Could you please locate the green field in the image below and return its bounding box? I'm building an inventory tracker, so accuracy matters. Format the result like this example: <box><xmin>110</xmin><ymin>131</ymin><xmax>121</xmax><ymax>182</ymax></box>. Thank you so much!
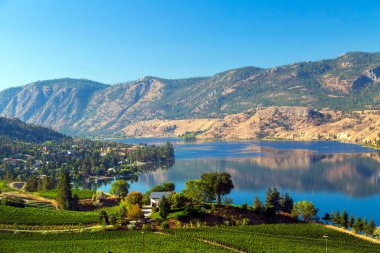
<box><xmin>0</xmin><ymin>231</ymin><xmax>229</xmax><ymax>253</ymax></box>
<box><xmin>1</xmin><ymin>224</ymin><xmax>379</xmax><ymax>252</ymax></box>
<box><xmin>35</xmin><ymin>189</ymin><xmax>96</xmax><ymax>199</ymax></box>
<box><xmin>171</xmin><ymin>224</ymin><xmax>380</xmax><ymax>253</ymax></box>
<box><xmin>0</xmin><ymin>205</ymin><xmax>99</xmax><ymax>225</ymax></box>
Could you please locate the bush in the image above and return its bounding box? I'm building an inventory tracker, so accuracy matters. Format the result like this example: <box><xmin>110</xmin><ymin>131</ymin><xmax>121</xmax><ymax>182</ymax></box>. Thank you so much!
<box><xmin>161</xmin><ymin>221</ymin><xmax>169</xmax><ymax>230</ymax></box>
<box><xmin>142</xmin><ymin>224</ymin><xmax>152</xmax><ymax>231</ymax></box>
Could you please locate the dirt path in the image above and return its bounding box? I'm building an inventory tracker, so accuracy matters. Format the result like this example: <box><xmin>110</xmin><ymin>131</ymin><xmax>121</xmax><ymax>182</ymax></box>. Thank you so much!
<box><xmin>2</xmin><ymin>183</ymin><xmax>59</xmax><ymax>209</ymax></box>
<box><xmin>324</xmin><ymin>224</ymin><xmax>380</xmax><ymax>244</ymax></box>
<box><xmin>0</xmin><ymin>225</ymin><xmax>108</xmax><ymax>234</ymax></box>
<box><xmin>154</xmin><ymin>231</ymin><xmax>246</xmax><ymax>252</ymax></box>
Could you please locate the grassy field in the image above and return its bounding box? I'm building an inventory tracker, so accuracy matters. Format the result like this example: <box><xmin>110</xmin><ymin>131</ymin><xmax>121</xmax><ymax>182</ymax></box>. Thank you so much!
<box><xmin>34</xmin><ymin>189</ymin><xmax>95</xmax><ymax>199</ymax></box>
<box><xmin>0</xmin><ymin>205</ymin><xmax>99</xmax><ymax>225</ymax></box>
<box><xmin>0</xmin><ymin>180</ymin><xmax>14</xmax><ymax>192</ymax></box>
<box><xmin>1</xmin><ymin>224</ymin><xmax>379</xmax><ymax>252</ymax></box>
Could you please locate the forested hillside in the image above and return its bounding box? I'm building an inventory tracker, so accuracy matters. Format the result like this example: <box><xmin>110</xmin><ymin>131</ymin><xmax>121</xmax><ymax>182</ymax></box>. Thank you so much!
<box><xmin>0</xmin><ymin>117</ymin><xmax>65</xmax><ymax>143</ymax></box>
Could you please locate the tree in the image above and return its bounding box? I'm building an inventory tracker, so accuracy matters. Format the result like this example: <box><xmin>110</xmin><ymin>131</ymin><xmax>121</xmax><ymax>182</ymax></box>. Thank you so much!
<box><xmin>252</xmin><ymin>196</ymin><xmax>264</xmax><ymax>214</ymax></box>
<box><xmin>322</xmin><ymin>213</ymin><xmax>330</xmax><ymax>224</ymax></box>
<box><xmin>159</xmin><ymin>195</ymin><xmax>171</xmax><ymax>219</ymax></box>
<box><xmin>99</xmin><ymin>210</ymin><xmax>109</xmax><ymax>225</ymax></box>
<box><xmin>334</xmin><ymin>211</ymin><xmax>341</xmax><ymax>226</ymax></box>
<box><xmin>201</xmin><ymin>172</ymin><xmax>234</xmax><ymax>204</ymax></box>
<box><xmin>57</xmin><ymin>172</ymin><xmax>73</xmax><ymax>210</ymax></box>
<box><xmin>122</xmin><ymin>191</ymin><xmax>144</xmax><ymax>208</ymax></box>
<box><xmin>24</xmin><ymin>176</ymin><xmax>38</xmax><ymax>192</ymax></box>
<box><xmin>348</xmin><ymin>214</ymin><xmax>354</xmax><ymax>228</ymax></box>
<box><xmin>183</xmin><ymin>179</ymin><xmax>213</xmax><ymax>203</ymax></box>
<box><xmin>127</xmin><ymin>204</ymin><xmax>143</xmax><ymax>219</ymax></box>
<box><xmin>170</xmin><ymin>192</ymin><xmax>189</xmax><ymax>208</ymax></box>
<box><xmin>340</xmin><ymin>209</ymin><xmax>348</xmax><ymax>228</ymax></box>
<box><xmin>265</xmin><ymin>187</ymin><xmax>281</xmax><ymax>213</ymax></box>
<box><xmin>292</xmin><ymin>201</ymin><xmax>318</xmax><ymax>222</ymax></box>
<box><xmin>367</xmin><ymin>218</ymin><xmax>376</xmax><ymax>236</ymax></box>
<box><xmin>280</xmin><ymin>192</ymin><xmax>293</xmax><ymax>213</ymax></box>
<box><xmin>352</xmin><ymin>217</ymin><xmax>363</xmax><ymax>233</ymax></box>
<box><xmin>110</xmin><ymin>180</ymin><xmax>130</xmax><ymax>200</ymax></box>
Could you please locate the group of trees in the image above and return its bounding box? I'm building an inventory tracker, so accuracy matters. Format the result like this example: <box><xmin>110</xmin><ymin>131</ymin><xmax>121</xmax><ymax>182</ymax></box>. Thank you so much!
<box><xmin>183</xmin><ymin>172</ymin><xmax>234</xmax><ymax>204</ymax></box>
<box><xmin>24</xmin><ymin>176</ymin><xmax>55</xmax><ymax>192</ymax></box>
<box><xmin>1</xmin><ymin>138</ymin><xmax>175</xmax><ymax>181</ymax></box>
<box><xmin>323</xmin><ymin>210</ymin><xmax>377</xmax><ymax>235</ymax></box>
<box><xmin>252</xmin><ymin>188</ymin><xmax>295</xmax><ymax>216</ymax></box>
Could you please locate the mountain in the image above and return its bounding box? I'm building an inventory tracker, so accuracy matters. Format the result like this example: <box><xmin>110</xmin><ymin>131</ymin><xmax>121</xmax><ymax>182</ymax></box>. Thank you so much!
<box><xmin>1</xmin><ymin>52</ymin><xmax>380</xmax><ymax>140</ymax></box>
<box><xmin>0</xmin><ymin>117</ymin><xmax>65</xmax><ymax>143</ymax></box>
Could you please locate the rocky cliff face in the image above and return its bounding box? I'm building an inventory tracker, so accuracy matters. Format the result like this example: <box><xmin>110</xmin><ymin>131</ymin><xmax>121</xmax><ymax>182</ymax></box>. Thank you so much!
<box><xmin>0</xmin><ymin>52</ymin><xmax>380</xmax><ymax>140</ymax></box>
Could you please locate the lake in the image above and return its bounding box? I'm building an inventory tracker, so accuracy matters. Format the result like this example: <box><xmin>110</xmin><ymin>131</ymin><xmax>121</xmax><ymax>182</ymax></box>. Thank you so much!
<box><xmin>95</xmin><ymin>138</ymin><xmax>380</xmax><ymax>223</ymax></box>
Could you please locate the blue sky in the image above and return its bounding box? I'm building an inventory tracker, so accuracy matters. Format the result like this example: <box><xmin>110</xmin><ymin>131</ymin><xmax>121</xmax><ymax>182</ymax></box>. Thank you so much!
<box><xmin>0</xmin><ymin>0</ymin><xmax>380</xmax><ymax>90</ymax></box>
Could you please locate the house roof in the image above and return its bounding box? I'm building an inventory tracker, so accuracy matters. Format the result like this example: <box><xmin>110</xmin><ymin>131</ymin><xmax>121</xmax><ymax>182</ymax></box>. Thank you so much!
<box><xmin>149</xmin><ymin>192</ymin><xmax>172</xmax><ymax>199</ymax></box>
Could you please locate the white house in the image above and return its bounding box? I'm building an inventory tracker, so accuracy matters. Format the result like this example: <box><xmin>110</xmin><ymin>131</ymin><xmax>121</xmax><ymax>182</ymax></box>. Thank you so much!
<box><xmin>149</xmin><ymin>192</ymin><xmax>172</xmax><ymax>206</ymax></box>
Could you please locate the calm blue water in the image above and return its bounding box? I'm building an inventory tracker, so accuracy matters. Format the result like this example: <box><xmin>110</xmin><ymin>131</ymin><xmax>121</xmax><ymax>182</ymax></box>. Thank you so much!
<box><xmin>95</xmin><ymin>138</ymin><xmax>380</xmax><ymax>223</ymax></box>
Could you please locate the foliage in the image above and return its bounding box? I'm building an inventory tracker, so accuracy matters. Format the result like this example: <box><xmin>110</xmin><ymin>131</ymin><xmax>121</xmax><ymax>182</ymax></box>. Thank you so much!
<box><xmin>159</xmin><ymin>195</ymin><xmax>171</xmax><ymax>219</ymax></box>
<box><xmin>252</xmin><ymin>196</ymin><xmax>265</xmax><ymax>214</ymax></box>
<box><xmin>265</xmin><ymin>187</ymin><xmax>281</xmax><ymax>214</ymax></box>
<box><xmin>200</xmin><ymin>172</ymin><xmax>234</xmax><ymax>204</ymax></box>
<box><xmin>161</xmin><ymin>221</ymin><xmax>169</xmax><ymax>229</ymax></box>
<box><xmin>280</xmin><ymin>192</ymin><xmax>293</xmax><ymax>213</ymax></box>
<box><xmin>57</xmin><ymin>172</ymin><xmax>73</xmax><ymax>210</ymax></box>
<box><xmin>183</xmin><ymin>179</ymin><xmax>212</xmax><ymax>203</ymax></box>
<box><xmin>38</xmin><ymin>189</ymin><xmax>95</xmax><ymax>200</ymax></box>
<box><xmin>170</xmin><ymin>192</ymin><xmax>189</xmax><ymax>209</ymax></box>
<box><xmin>127</xmin><ymin>204</ymin><xmax>143</xmax><ymax>219</ymax></box>
<box><xmin>121</xmin><ymin>191</ymin><xmax>144</xmax><ymax>208</ymax></box>
<box><xmin>292</xmin><ymin>201</ymin><xmax>318</xmax><ymax>222</ymax></box>
<box><xmin>110</xmin><ymin>179</ymin><xmax>129</xmax><ymax>200</ymax></box>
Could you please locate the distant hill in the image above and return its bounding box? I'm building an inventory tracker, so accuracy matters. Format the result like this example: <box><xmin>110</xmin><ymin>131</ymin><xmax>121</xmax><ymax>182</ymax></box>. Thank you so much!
<box><xmin>0</xmin><ymin>52</ymin><xmax>380</xmax><ymax>136</ymax></box>
<box><xmin>0</xmin><ymin>117</ymin><xmax>65</xmax><ymax>143</ymax></box>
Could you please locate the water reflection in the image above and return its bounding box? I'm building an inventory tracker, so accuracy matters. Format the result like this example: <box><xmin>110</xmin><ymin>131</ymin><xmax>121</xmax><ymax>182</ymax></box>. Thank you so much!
<box><xmin>92</xmin><ymin>139</ymin><xmax>380</xmax><ymax>222</ymax></box>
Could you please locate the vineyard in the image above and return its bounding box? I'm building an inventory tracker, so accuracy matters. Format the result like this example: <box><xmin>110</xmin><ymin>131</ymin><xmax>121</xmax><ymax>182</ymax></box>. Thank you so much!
<box><xmin>0</xmin><ymin>231</ymin><xmax>229</xmax><ymax>253</ymax></box>
<box><xmin>1</xmin><ymin>224</ymin><xmax>380</xmax><ymax>252</ymax></box>
<box><xmin>170</xmin><ymin>224</ymin><xmax>380</xmax><ymax>253</ymax></box>
<box><xmin>34</xmin><ymin>189</ymin><xmax>96</xmax><ymax>200</ymax></box>
<box><xmin>0</xmin><ymin>205</ymin><xmax>99</xmax><ymax>225</ymax></box>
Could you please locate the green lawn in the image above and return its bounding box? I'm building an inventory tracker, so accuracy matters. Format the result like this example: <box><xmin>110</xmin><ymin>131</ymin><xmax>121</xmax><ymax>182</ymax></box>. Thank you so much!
<box><xmin>0</xmin><ymin>180</ymin><xmax>14</xmax><ymax>192</ymax></box>
<box><xmin>34</xmin><ymin>189</ymin><xmax>95</xmax><ymax>199</ymax></box>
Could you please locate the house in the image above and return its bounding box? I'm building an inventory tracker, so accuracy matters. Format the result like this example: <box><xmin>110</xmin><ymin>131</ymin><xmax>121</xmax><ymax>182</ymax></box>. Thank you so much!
<box><xmin>149</xmin><ymin>192</ymin><xmax>172</xmax><ymax>206</ymax></box>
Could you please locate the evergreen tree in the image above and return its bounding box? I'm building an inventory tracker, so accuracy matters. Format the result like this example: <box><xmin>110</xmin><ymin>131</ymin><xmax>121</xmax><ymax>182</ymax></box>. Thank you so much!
<box><xmin>353</xmin><ymin>217</ymin><xmax>363</xmax><ymax>233</ymax></box>
<box><xmin>368</xmin><ymin>218</ymin><xmax>376</xmax><ymax>236</ymax></box>
<box><xmin>265</xmin><ymin>187</ymin><xmax>281</xmax><ymax>213</ymax></box>
<box><xmin>24</xmin><ymin>176</ymin><xmax>38</xmax><ymax>192</ymax></box>
<box><xmin>280</xmin><ymin>192</ymin><xmax>293</xmax><ymax>213</ymax></box>
<box><xmin>159</xmin><ymin>195</ymin><xmax>171</xmax><ymax>219</ymax></box>
<box><xmin>330</xmin><ymin>211</ymin><xmax>336</xmax><ymax>225</ymax></box>
<box><xmin>57</xmin><ymin>171</ymin><xmax>73</xmax><ymax>210</ymax></box>
<box><xmin>252</xmin><ymin>196</ymin><xmax>264</xmax><ymax>214</ymax></box>
<box><xmin>340</xmin><ymin>209</ymin><xmax>348</xmax><ymax>228</ymax></box>
<box><xmin>322</xmin><ymin>213</ymin><xmax>330</xmax><ymax>224</ymax></box>
<box><xmin>334</xmin><ymin>211</ymin><xmax>341</xmax><ymax>226</ymax></box>
<box><xmin>348</xmin><ymin>214</ymin><xmax>355</xmax><ymax>228</ymax></box>
<box><xmin>362</xmin><ymin>217</ymin><xmax>369</xmax><ymax>235</ymax></box>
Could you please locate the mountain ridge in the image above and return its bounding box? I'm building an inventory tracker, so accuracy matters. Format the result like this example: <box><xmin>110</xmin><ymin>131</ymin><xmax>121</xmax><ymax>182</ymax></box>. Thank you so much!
<box><xmin>1</xmin><ymin>52</ymin><xmax>380</xmax><ymax>141</ymax></box>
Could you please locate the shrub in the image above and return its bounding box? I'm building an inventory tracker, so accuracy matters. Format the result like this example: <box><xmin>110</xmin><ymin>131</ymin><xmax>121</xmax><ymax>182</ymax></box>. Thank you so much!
<box><xmin>161</xmin><ymin>221</ymin><xmax>169</xmax><ymax>230</ymax></box>
<box><xmin>142</xmin><ymin>224</ymin><xmax>152</xmax><ymax>231</ymax></box>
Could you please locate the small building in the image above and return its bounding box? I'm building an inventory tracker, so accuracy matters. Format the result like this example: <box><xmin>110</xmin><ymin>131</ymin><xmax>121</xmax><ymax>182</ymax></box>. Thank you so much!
<box><xmin>149</xmin><ymin>192</ymin><xmax>172</xmax><ymax>206</ymax></box>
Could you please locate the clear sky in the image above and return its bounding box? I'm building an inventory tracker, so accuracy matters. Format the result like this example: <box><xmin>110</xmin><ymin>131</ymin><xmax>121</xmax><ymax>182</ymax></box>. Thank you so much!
<box><xmin>0</xmin><ymin>0</ymin><xmax>380</xmax><ymax>90</ymax></box>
